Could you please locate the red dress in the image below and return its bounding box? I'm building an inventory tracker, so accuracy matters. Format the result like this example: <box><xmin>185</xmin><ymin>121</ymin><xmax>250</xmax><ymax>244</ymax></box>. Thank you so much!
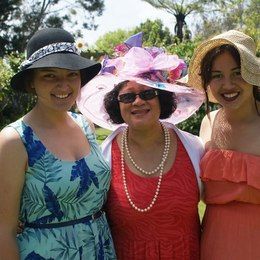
<box><xmin>105</xmin><ymin>136</ymin><xmax>200</xmax><ymax>260</ymax></box>
<box><xmin>200</xmin><ymin>149</ymin><xmax>260</xmax><ymax>260</ymax></box>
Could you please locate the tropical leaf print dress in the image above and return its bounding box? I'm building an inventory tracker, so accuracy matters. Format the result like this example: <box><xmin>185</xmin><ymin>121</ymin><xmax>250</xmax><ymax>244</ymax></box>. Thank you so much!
<box><xmin>9</xmin><ymin>113</ymin><xmax>116</xmax><ymax>260</ymax></box>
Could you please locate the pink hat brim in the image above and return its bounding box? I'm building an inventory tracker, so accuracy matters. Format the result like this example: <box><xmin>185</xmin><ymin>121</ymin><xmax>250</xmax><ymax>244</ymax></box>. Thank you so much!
<box><xmin>77</xmin><ymin>74</ymin><xmax>205</xmax><ymax>131</ymax></box>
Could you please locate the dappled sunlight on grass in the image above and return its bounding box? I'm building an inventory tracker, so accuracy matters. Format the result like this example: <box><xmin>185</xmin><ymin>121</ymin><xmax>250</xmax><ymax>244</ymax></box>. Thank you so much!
<box><xmin>199</xmin><ymin>201</ymin><xmax>206</xmax><ymax>222</ymax></box>
<box><xmin>95</xmin><ymin>126</ymin><xmax>111</xmax><ymax>144</ymax></box>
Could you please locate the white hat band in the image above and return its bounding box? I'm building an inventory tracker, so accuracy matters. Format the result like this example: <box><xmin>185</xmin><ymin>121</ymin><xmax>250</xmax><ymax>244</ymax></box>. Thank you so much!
<box><xmin>21</xmin><ymin>42</ymin><xmax>80</xmax><ymax>69</ymax></box>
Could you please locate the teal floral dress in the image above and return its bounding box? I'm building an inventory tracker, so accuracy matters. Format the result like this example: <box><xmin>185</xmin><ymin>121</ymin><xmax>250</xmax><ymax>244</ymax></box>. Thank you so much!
<box><xmin>9</xmin><ymin>113</ymin><xmax>116</xmax><ymax>260</ymax></box>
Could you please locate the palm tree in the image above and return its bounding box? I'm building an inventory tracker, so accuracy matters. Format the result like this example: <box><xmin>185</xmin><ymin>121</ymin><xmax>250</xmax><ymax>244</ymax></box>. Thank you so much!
<box><xmin>142</xmin><ymin>0</ymin><xmax>224</xmax><ymax>42</ymax></box>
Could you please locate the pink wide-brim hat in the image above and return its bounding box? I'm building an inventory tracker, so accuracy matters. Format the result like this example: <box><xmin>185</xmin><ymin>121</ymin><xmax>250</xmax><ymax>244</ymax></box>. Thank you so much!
<box><xmin>77</xmin><ymin>73</ymin><xmax>205</xmax><ymax>131</ymax></box>
<box><xmin>77</xmin><ymin>33</ymin><xmax>205</xmax><ymax>130</ymax></box>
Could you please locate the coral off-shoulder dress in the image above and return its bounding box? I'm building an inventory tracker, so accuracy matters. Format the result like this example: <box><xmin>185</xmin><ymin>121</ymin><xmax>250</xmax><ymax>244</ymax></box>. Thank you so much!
<box><xmin>200</xmin><ymin>149</ymin><xmax>260</xmax><ymax>260</ymax></box>
<box><xmin>105</xmin><ymin>137</ymin><xmax>201</xmax><ymax>260</ymax></box>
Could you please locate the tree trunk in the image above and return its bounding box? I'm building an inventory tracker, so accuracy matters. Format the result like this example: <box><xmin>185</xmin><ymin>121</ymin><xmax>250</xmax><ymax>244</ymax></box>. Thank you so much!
<box><xmin>174</xmin><ymin>13</ymin><xmax>186</xmax><ymax>42</ymax></box>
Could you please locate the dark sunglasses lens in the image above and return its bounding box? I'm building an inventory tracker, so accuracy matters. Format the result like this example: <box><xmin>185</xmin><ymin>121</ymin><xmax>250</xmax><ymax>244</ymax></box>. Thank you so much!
<box><xmin>118</xmin><ymin>89</ymin><xmax>158</xmax><ymax>103</ymax></box>
<box><xmin>118</xmin><ymin>93</ymin><xmax>136</xmax><ymax>103</ymax></box>
<box><xmin>140</xmin><ymin>89</ymin><xmax>158</xmax><ymax>100</ymax></box>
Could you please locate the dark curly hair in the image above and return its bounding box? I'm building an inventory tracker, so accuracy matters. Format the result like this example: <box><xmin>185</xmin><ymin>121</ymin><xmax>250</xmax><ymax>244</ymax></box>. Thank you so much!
<box><xmin>200</xmin><ymin>44</ymin><xmax>259</xmax><ymax>115</ymax></box>
<box><xmin>103</xmin><ymin>80</ymin><xmax>177</xmax><ymax>124</ymax></box>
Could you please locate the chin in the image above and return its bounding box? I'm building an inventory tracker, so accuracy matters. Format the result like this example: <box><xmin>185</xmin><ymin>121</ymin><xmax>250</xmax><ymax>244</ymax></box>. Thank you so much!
<box><xmin>55</xmin><ymin>103</ymin><xmax>74</xmax><ymax>112</ymax></box>
<box><xmin>220</xmin><ymin>101</ymin><xmax>242</xmax><ymax>111</ymax></box>
<box><xmin>130</xmin><ymin>121</ymin><xmax>154</xmax><ymax>130</ymax></box>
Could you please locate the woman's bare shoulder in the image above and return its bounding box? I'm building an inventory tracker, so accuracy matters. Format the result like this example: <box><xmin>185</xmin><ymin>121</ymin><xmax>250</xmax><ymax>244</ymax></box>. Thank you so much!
<box><xmin>0</xmin><ymin>126</ymin><xmax>27</xmax><ymax>164</ymax></box>
<box><xmin>0</xmin><ymin>127</ymin><xmax>22</xmax><ymax>145</ymax></box>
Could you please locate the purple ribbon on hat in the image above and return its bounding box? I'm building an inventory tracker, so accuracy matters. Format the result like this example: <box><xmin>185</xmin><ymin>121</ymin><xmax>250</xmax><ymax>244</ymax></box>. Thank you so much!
<box><xmin>102</xmin><ymin>47</ymin><xmax>186</xmax><ymax>83</ymax></box>
<box><xmin>101</xmin><ymin>32</ymin><xmax>186</xmax><ymax>83</ymax></box>
<box><xmin>124</xmin><ymin>32</ymin><xmax>143</xmax><ymax>48</ymax></box>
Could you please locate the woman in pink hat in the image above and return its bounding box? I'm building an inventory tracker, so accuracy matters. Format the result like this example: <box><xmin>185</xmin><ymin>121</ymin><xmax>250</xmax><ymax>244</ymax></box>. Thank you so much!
<box><xmin>188</xmin><ymin>30</ymin><xmax>260</xmax><ymax>259</ymax></box>
<box><xmin>0</xmin><ymin>28</ymin><xmax>116</xmax><ymax>259</ymax></box>
<box><xmin>77</xmin><ymin>33</ymin><xmax>205</xmax><ymax>259</ymax></box>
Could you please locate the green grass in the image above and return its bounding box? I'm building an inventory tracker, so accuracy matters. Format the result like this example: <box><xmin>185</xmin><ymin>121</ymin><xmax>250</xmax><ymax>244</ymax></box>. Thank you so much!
<box><xmin>95</xmin><ymin>127</ymin><xmax>111</xmax><ymax>144</ymax></box>
<box><xmin>95</xmin><ymin>126</ymin><xmax>206</xmax><ymax>220</ymax></box>
<box><xmin>199</xmin><ymin>201</ymin><xmax>206</xmax><ymax>221</ymax></box>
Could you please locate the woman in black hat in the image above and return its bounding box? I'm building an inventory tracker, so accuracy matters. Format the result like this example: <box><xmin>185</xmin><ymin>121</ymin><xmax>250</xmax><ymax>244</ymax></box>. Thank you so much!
<box><xmin>0</xmin><ymin>28</ymin><xmax>116</xmax><ymax>259</ymax></box>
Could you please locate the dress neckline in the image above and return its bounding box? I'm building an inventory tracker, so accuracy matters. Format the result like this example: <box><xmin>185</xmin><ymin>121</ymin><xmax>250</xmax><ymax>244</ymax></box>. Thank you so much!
<box><xmin>21</xmin><ymin>113</ymin><xmax>92</xmax><ymax>163</ymax></box>
<box><xmin>112</xmin><ymin>130</ymin><xmax>182</xmax><ymax>180</ymax></box>
<box><xmin>206</xmin><ymin>148</ymin><xmax>260</xmax><ymax>158</ymax></box>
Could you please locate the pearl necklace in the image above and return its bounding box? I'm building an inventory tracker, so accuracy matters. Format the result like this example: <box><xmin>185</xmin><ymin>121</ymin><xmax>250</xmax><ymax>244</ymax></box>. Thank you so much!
<box><xmin>124</xmin><ymin>123</ymin><xmax>170</xmax><ymax>175</ymax></box>
<box><xmin>120</xmin><ymin>123</ymin><xmax>170</xmax><ymax>212</ymax></box>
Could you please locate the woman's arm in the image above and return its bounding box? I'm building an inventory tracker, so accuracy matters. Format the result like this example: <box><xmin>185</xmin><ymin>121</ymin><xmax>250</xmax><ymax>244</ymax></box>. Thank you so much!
<box><xmin>0</xmin><ymin>127</ymin><xmax>27</xmax><ymax>259</ymax></box>
<box><xmin>199</xmin><ymin>110</ymin><xmax>219</xmax><ymax>145</ymax></box>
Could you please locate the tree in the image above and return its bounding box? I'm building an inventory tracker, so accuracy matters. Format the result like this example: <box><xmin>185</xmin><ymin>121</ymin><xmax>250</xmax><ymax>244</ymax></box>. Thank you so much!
<box><xmin>195</xmin><ymin>0</ymin><xmax>259</xmax><ymax>54</ymax></box>
<box><xmin>133</xmin><ymin>19</ymin><xmax>173</xmax><ymax>47</ymax></box>
<box><xmin>0</xmin><ymin>0</ymin><xmax>21</xmax><ymax>56</ymax></box>
<box><xmin>141</xmin><ymin>0</ymin><xmax>210</xmax><ymax>42</ymax></box>
<box><xmin>94</xmin><ymin>19</ymin><xmax>174</xmax><ymax>57</ymax></box>
<box><xmin>141</xmin><ymin>0</ymin><xmax>252</xmax><ymax>42</ymax></box>
<box><xmin>244</xmin><ymin>0</ymin><xmax>260</xmax><ymax>54</ymax></box>
<box><xmin>0</xmin><ymin>0</ymin><xmax>105</xmax><ymax>56</ymax></box>
<box><xmin>0</xmin><ymin>53</ymin><xmax>36</xmax><ymax>129</ymax></box>
<box><xmin>94</xmin><ymin>29</ymin><xmax>132</xmax><ymax>57</ymax></box>
<box><xmin>0</xmin><ymin>1</ymin><xmax>21</xmax><ymax>31</ymax></box>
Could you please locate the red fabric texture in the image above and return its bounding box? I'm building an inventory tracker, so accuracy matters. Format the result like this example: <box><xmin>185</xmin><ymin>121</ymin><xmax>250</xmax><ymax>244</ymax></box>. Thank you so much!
<box><xmin>105</xmin><ymin>136</ymin><xmax>200</xmax><ymax>260</ymax></box>
<box><xmin>200</xmin><ymin>149</ymin><xmax>260</xmax><ymax>260</ymax></box>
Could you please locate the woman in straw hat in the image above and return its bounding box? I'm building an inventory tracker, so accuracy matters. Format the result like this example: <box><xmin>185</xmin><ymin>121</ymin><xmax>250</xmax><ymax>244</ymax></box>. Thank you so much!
<box><xmin>188</xmin><ymin>30</ymin><xmax>260</xmax><ymax>259</ymax></box>
<box><xmin>77</xmin><ymin>32</ymin><xmax>205</xmax><ymax>259</ymax></box>
<box><xmin>0</xmin><ymin>28</ymin><xmax>116</xmax><ymax>259</ymax></box>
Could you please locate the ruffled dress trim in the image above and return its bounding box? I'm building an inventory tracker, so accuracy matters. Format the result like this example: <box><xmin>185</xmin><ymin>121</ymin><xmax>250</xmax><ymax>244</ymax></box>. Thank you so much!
<box><xmin>200</xmin><ymin>149</ymin><xmax>260</xmax><ymax>190</ymax></box>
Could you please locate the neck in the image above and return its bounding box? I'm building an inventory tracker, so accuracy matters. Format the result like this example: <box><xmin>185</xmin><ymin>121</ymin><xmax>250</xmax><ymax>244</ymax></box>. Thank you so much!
<box><xmin>27</xmin><ymin>104</ymin><xmax>71</xmax><ymax>128</ymax></box>
<box><xmin>221</xmin><ymin>102</ymin><xmax>259</xmax><ymax>124</ymax></box>
<box><xmin>127</xmin><ymin>122</ymin><xmax>164</xmax><ymax>147</ymax></box>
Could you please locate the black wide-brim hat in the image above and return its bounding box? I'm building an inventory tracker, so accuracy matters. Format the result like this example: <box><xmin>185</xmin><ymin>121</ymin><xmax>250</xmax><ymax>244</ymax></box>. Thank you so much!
<box><xmin>11</xmin><ymin>28</ymin><xmax>101</xmax><ymax>92</ymax></box>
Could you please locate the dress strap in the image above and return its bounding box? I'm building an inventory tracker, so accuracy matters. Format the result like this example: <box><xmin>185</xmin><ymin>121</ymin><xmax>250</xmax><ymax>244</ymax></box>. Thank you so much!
<box><xmin>6</xmin><ymin>118</ymin><xmax>30</xmax><ymax>149</ymax></box>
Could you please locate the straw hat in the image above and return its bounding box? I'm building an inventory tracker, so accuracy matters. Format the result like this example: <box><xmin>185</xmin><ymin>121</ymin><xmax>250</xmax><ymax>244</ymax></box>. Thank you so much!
<box><xmin>188</xmin><ymin>30</ymin><xmax>260</xmax><ymax>103</ymax></box>
<box><xmin>76</xmin><ymin>32</ymin><xmax>205</xmax><ymax>130</ymax></box>
<box><xmin>11</xmin><ymin>28</ymin><xmax>101</xmax><ymax>92</ymax></box>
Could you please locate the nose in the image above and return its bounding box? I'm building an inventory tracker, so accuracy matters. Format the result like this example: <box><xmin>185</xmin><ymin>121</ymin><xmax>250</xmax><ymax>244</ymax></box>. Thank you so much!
<box><xmin>56</xmin><ymin>77</ymin><xmax>70</xmax><ymax>88</ymax></box>
<box><xmin>132</xmin><ymin>94</ymin><xmax>145</xmax><ymax>104</ymax></box>
<box><xmin>222</xmin><ymin>76</ymin><xmax>235</xmax><ymax>89</ymax></box>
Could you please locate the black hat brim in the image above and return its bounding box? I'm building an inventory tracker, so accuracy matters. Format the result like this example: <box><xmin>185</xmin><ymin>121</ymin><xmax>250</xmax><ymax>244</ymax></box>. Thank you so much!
<box><xmin>11</xmin><ymin>52</ymin><xmax>101</xmax><ymax>92</ymax></box>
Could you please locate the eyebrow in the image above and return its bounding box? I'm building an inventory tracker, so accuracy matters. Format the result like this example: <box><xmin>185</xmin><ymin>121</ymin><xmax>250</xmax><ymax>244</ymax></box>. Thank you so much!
<box><xmin>231</xmin><ymin>67</ymin><xmax>241</xmax><ymax>71</ymax></box>
<box><xmin>211</xmin><ymin>67</ymin><xmax>240</xmax><ymax>73</ymax></box>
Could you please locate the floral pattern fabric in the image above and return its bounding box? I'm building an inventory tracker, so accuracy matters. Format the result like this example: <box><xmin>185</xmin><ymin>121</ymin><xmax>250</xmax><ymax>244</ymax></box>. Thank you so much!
<box><xmin>9</xmin><ymin>113</ymin><xmax>116</xmax><ymax>259</ymax></box>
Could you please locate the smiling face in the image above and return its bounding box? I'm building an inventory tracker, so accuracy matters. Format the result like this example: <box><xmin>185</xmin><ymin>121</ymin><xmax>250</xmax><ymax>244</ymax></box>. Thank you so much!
<box><xmin>32</xmin><ymin>68</ymin><xmax>81</xmax><ymax>112</ymax></box>
<box><xmin>208</xmin><ymin>51</ymin><xmax>254</xmax><ymax>111</ymax></box>
<box><xmin>118</xmin><ymin>81</ymin><xmax>161</xmax><ymax>129</ymax></box>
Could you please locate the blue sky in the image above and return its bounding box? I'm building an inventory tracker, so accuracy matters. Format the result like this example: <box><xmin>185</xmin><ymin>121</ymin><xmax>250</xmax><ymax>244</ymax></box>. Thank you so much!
<box><xmin>84</xmin><ymin>0</ymin><xmax>176</xmax><ymax>46</ymax></box>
